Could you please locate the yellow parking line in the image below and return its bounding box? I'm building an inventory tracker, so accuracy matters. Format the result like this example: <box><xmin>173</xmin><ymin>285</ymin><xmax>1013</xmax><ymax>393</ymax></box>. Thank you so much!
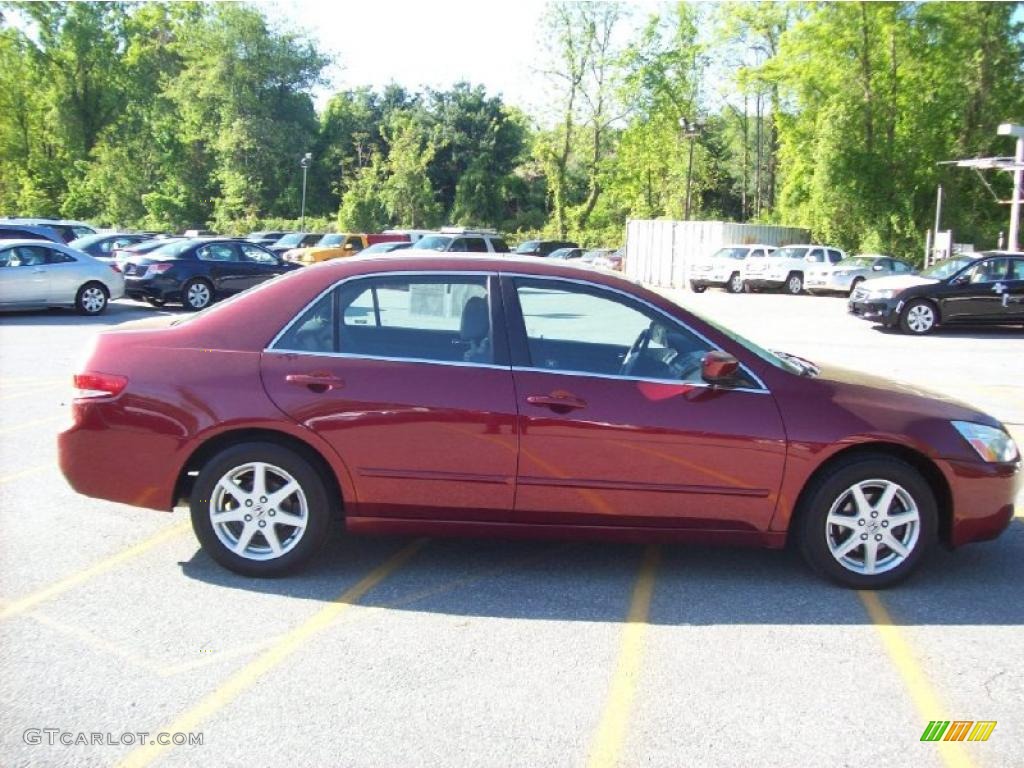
<box><xmin>586</xmin><ymin>545</ymin><xmax>661</xmax><ymax>768</ymax></box>
<box><xmin>0</xmin><ymin>465</ymin><xmax>49</xmax><ymax>484</ymax></box>
<box><xmin>0</xmin><ymin>415</ymin><xmax>63</xmax><ymax>435</ymax></box>
<box><xmin>116</xmin><ymin>539</ymin><xmax>428</xmax><ymax>768</ymax></box>
<box><xmin>0</xmin><ymin>522</ymin><xmax>190</xmax><ymax>621</ymax></box>
<box><xmin>859</xmin><ymin>592</ymin><xmax>973</xmax><ymax>768</ymax></box>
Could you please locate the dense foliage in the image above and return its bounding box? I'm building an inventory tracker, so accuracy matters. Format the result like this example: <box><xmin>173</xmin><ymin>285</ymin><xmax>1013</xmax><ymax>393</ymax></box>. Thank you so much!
<box><xmin>0</xmin><ymin>1</ymin><xmax>1021</xmax><ymax>260</ymax></box>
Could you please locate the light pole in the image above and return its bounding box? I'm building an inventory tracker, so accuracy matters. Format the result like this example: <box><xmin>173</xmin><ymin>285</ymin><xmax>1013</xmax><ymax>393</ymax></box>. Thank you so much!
<box><xmin>679</xmin><ymin>117</ymin><xmax>703</xmax><ymax>220</ymax></box>
<box><xmin>299</xmin><ymin>152</ymin><xmax>312</xmax><ymax>229</ymax></box>
<box><xmin>998</xmin><ymin>123</ymin><xmax>1024</xmax><ymax>251</ymax></box>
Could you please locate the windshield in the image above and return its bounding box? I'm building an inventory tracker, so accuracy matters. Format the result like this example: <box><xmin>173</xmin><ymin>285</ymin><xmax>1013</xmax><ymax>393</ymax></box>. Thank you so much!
<box><xmin>514</xmin><ymin>241</ymin><xmax>539</xmax><ymax>253</ymax></box>
<box><xmin>771</xmin><ymin>246</ymin><xmax>811</xmax><ymax>259</ymax></box>
<box><xmin>317</xmin><ymin>234</ymin><xmax>344</xmax><ymax>246</ymax></box>
<box><xmin>246</xmin><ymin>232</ymin><xmax>270</xmax><ymax>240</ymax></box>
<box><xmin>275</xmin><ymin>233</ymin><xmax>305</xmax><ymax>247</ymax></box>
<box><xmin>150</xmin><ymin>239</ymin><xmax>197</xmax><ymax>257</ymax></box>
<box><xmin>837</xmin><ymin>257</ymin><xmax>876</xmax><ymax>268</ymax></box>
<box><xmin>711</xmin><ymin>247</ymin><xmax>749</xmax><ymax>260</ymax></box>
<box><xmin>922</xmin><ymin>257</ymin><xmax>974</xmax><ymax>279</ymax></box>
<box><xmin>416</xmin><ymin>235</ymin><xmax>453</xmax><ymax>251</ymax></box>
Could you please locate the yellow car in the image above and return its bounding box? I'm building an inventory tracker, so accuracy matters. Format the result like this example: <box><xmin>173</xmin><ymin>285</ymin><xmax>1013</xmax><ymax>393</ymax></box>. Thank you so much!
<box><xmin>283</xmin><ymin>233</ymin><xmax>408</xmax><ymax>265</ymax></box>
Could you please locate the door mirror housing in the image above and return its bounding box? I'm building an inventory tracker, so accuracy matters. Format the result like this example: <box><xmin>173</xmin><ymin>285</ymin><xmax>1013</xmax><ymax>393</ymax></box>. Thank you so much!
<box><xmin>701</xmin><ymin>351</ymin><xmax>740</xmax><ymax>386</ymax></box>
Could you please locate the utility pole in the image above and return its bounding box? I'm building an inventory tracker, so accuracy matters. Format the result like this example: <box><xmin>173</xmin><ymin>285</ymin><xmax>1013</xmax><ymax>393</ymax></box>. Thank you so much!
<box><xmin>679</xmin><ymin>117</ymin><xmax>702</xmax><ymax>220</ymax></box>
<box><xmin>999</xmin><ymin>124</ymin><xmax>1024</xmax><ymax>251</ymax></box>
<box><xmin>933</xmin><ymin>185</ymin><xmax>943</xmax><ymax>246</ymax></box>
<box><xmin>299</xmin><ymin>152</ymin><xmax>312</xmax><ymax>229</ymax></box>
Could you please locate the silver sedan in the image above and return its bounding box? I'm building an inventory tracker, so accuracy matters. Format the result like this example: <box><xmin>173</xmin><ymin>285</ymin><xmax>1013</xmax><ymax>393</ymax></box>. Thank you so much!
<box><xmin>805</xmin><ymin>254</ymin><xmax>916</xmax><ymax>296</ymax></box>
<box><xmin>0</xmin><ymin>239</ymin><xmax>125</xmax><ymax>315</ymax></box>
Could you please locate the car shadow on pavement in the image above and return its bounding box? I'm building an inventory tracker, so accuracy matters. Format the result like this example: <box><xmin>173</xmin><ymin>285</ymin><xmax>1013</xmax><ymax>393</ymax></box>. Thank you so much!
<box><xmin>178</xmin><ymin>520</ymin><xmax>1024</xmax><ymax>627</ymax></box>
<box><xmin>872</xmin><ymin>324</ymin><xmax>1024</xmax><ymax>339</ymax></box>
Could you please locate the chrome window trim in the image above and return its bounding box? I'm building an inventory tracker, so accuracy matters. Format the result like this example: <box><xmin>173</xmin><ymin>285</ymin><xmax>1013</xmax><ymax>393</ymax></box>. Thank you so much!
<box><xmin>505</xmin><ymin>272</ymin><xmax>770</xmax><ymax>393</ymax></box>
<box><xmin>509</xmin><ymin>365</ymin><xmax>769</xmax><ymax>394</ymax></box>
<box><xmin>265</xmin><ymin>268</ymin><xmax>770</xmax><ymax>392</ymax></box>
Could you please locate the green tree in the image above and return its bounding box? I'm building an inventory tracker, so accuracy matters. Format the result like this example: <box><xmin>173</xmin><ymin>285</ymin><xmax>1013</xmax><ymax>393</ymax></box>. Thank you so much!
<box><xmin>381</xmin><ymin>114</ymin><xmax>440</xmax><ymax>228</ymax></box>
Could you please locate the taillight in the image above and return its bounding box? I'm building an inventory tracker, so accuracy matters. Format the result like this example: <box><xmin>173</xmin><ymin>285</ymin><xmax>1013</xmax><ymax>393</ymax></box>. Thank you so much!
<box><xmin>73</xmin><ymin>372</ymin><xmax>128</xmax><ymax>399</ymax></box>
<box><xmin>147</xmin><ymin>263</ymin><xmax>173</xmax><ymax>275</ymax></box>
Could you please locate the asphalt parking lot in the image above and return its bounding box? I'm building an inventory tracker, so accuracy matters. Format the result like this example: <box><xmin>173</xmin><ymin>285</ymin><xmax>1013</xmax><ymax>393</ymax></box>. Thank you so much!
<box><xmin>1</xmin><ymin>292</ymin><xmax>1022</xmax><ymax>768</ymax></box>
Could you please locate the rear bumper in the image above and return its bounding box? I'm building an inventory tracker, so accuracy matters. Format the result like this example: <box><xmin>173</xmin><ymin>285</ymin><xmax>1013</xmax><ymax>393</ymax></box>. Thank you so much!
<box><xmin>124</xmin><ymin>276</ymin><xmax>181</xmax><ymax>302</ymax></box>
<box><xmin>943</xmin><ymin>458</ymin><xmax>1021</xmax><ymax>546</ymax></box>
<box><xmin>743</xmin><ymin>278</ymin><xmax>785</xmax><ymax>290</ymax></box>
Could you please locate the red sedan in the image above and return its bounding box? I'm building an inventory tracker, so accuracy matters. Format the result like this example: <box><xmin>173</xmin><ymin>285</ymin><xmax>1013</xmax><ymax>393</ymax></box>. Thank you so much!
<box><xmin>59</xmin><ymin>255</ymin><xmax>1020</xmax><ymax>587</ymax></box>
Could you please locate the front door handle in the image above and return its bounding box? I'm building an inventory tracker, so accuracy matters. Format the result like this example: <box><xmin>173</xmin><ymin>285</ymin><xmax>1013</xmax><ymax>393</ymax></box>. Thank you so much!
<box><xmin>285</xmin><ymin>373</ymin><xmax>344</xmax><ymax>392</ymax></box>
<box><xmin>526</xmin><ymin>392</ymin><xmax>587</xmax><ymax>412</ymax></box>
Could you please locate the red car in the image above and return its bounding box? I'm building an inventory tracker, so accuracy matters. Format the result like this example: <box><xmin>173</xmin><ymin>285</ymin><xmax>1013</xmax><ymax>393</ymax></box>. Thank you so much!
<box><xmin>59</xmin><ymin>255</ymin><xmax>1021</xmax><ymax>587</ymax></box>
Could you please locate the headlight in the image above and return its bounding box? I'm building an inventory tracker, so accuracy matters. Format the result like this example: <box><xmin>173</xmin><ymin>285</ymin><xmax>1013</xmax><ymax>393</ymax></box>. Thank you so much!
<box><xmin>952</xmin><ymin>421</ymin><xmax>1019</xmax><ymax>463</ymax></box>
<box><xmin>866</xmin><ymin>289</ymin><xmax>899</xmax><ymax>299</ymax></box>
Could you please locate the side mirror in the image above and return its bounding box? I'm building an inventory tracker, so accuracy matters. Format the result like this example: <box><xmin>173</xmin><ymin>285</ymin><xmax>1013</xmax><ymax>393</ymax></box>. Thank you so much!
<box><xmin>701</xmin><ymin>351</ymin><xmax>740</xmax><ymax>386</ymax></box>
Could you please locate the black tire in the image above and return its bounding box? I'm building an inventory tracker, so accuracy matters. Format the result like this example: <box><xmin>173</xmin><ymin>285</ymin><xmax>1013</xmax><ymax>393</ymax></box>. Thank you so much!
<box><xmin>784</xmin><ymin>272</ymin><xmax>804</xmax><ymax>295</ymax></box>
<box><xmin>144</xmin><ymin>297</ymin><xmax>166</xmax><ymax>307</ymax></box>
<box><xmin>726</xmin><ymin>272</ymin><xmax>743</xmax><ymax>293</ymax></box>
<box><xmin>848</xmin><ymin>277</ymin><xmax>864</xmax><ymax>297</ymax></box>
<box><xmin>689</xmin><ymin>282</ymin><xmax>707</xmax><ymax>293</ymax></box>
<box><xmin>190</xmin><ymin>442</ymin><xmax>334</xmax><ymax>577</ymax></box>
<box><xmin>796</xmin><ymin>455</ymin><xmax>937</xmax><ymax>588</ymax></box>
<box><xmin>182</xmin><ymin>278</ymin><xmax>214</xmax><ymax>311</ymax></box>
<box><xmin>75</xmin><ymin>282</ymin><xmax>109</xmax><ymax>315</ymax></box>
<box><xmin>899</xmin><ymin>298</ymin><xmax>938</xmax><ymax>335</ymax></box>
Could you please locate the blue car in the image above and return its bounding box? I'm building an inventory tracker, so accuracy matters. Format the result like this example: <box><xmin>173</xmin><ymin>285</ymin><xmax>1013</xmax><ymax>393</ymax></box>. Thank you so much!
<box><xmin>69</xmin><ymin>232</ymin><xmax>151</xmax><ymax>259</ymax></box>
<box><xmin>123</xmin><ymin>238</ymin><xmax>300</xmax><ymax>310</ymax></box>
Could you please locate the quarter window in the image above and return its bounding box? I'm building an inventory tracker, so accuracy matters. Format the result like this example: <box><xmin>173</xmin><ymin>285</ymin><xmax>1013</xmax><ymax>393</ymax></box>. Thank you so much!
<box><xmin>240</xmin><ymin>243</ymin><xmax>278</xmax><ymax>265</ymax></box>
<box><xmin>513</xmin><ymin>279</ymin><xmax>712</xmax><ymax>382</ymax></box>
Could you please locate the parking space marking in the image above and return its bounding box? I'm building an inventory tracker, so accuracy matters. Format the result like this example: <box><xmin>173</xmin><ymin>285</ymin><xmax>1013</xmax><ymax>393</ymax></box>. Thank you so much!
<box><xmin>0</xmin><ymin>414</ymin><xmax>63</xmax><ymax>435</ymax></box>
<box><xmin>0</xmin><ymin>522</ymin><xmax>190</xmax><ymax>621</ymax></box>
<box><xmin>859</xmin><ymin>592</ymin><xmax>973</xmax><ymax>768</ymax></box>
<box><xmin>0</xmin><ymin>464</ymin><xmax>49</xmax><ymax>484</ymax></box>
<box><xmin>116</xmin><ymin>538</ymin><xmax>428</xmax><ymax>768</ymax></box>
<box><xmin>586</xmin><ymin>545</ymin><xmax>660</xmax><ymax>768</ymax></box>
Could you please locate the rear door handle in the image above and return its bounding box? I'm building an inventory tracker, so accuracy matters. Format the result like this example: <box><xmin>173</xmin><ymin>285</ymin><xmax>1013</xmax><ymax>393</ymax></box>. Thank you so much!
<box><xmin>285</xmin><ymin>373</ymin><xmax>344</xmax><ymax>392</ymax></box>
<box><xmin>526</xmin><ymin>392</ymin><xmax>587</xmax><ymax>412</ymax></box>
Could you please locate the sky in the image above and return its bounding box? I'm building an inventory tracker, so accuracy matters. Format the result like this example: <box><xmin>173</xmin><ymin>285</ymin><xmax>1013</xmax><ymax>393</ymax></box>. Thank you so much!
<box><xmin>257</xmin><ymin>0</ymin><xmax>665</xmax><ymax>115</ymax></box>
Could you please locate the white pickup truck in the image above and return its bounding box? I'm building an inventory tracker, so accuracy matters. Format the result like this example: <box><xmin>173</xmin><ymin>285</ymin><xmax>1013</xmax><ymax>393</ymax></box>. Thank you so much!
<box><xmin>742</xmin><ymin>244</ymin><xmax>846</xmax><ymax>294</ymax></box>
<box><xmin>689</xmin><ymin>244</ymin><xmax>775</xmax><ymax>293</ymax></box>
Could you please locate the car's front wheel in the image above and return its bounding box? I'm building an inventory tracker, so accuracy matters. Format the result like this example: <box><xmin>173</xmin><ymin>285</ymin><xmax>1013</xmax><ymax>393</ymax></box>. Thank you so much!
<box><xmin>689</xmin><ymin>282</ymin><xmax>707</xmax><ymax>293</ymax></box>
<box><xmin>797</xmin><ymin>455</ymin><xmax>937</xmax><ymax>588</ymax></box>
<box><xmin>785</xmin><ymin>273</ymin><xmax>804</xmax><ymax>295</ymax></box>
<box><xmin>75</xmin><ymin>282</ymin><xmax>109</xmax><ymax>315</ymax></box>
<box><xmin>182</xmin><ymin>278</ymin><xmax>213</xmax><ymax>311</ymax></box>
<box><xmin>727</xmin><ymin>272</ymin><xmax>743</xmax><ymax>293</ymax></box>
<box><xmin>190</xmin><ymin>442</ymin><xmax>333</xmax><ymax>577</ymax></box>
<box><xmin>900</xmin><ymin>299</ymin><xmax>938</xmax><ymax>334</ymax></box>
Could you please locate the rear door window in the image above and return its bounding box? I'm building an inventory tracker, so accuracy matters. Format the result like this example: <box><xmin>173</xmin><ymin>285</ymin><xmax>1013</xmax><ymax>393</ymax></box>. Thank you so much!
<box><xmin>196</xmin><ymin>243</ymin><xmax>238</xmax><ymax>262</ymax></box>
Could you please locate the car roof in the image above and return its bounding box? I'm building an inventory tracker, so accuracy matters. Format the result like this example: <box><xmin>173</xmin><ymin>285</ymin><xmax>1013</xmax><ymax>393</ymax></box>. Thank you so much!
<box><xmin>0</xmin><ymin>238</ymin><xmax>72</xmax><ymax>248</ymax></box>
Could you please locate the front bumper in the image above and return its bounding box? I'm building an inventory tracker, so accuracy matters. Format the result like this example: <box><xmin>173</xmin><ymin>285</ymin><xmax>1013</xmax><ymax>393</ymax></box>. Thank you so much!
<box><xmin>942</xmin><ymin>458</ymin><xmax>1021</xmax><ymax>546</ymax></box>
<box><xmin>847</xmin><ymin>296</ymin><xmax>900</xmax><ymax>325</ymax></box>
<box><xmin>743</xmin><ymin>277</ymin><xmax>785</xmax><ymax>289</ymax></box>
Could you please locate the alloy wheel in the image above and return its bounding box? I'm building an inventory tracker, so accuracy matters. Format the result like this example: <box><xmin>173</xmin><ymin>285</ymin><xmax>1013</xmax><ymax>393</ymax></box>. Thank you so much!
<box><xmin>905</xmin><ymin>304</ymin><xmax>935</xmax><ymax>333</ymax></box>
<box><xmin>209</xmin><ymin>461</ymin><xmax>309</xmax><ymax>561</ymax></box>
<box><xmin>728</xmin><ymin>273</ymin><xmax>743</xmax><ymax>293</ymax></box>
<box><xmin>80</xmin><ymin>286</ymin><xmax>107</xmax><ymax>313</ymax></box>
<box><xmin>786</xmin><ymin>275</ymin><xmax>803</xmax><ymax>294</ymax></box>
<box><xmin>186</xmin><ymin>282</ymin><xmax>211</xmax><ymax>309</ymax></box>
<box><xmin>825</xmin><ymin>479</ymin><xmax>920</xmax><ymax>576</ymax></box>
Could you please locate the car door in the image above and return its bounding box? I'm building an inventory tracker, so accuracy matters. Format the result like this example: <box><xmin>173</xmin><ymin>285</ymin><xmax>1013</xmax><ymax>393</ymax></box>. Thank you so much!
<box><xmin>261</xmin><ymin>271</ymin><xmax>518</xmax><ymax>523</ymax></box>
<box><xmin>195</xmin><ymin>241</ymin><xmax>248</xmax><ymax>294</ymax></box>
<box><xmin>940</xmin><ymin>257</ymin><xmax>1011</xmax><ymax>322</ymax></box>
<box><xmin>0</xmin><ymin>245</ymin><xmax>50</xmax><ymax>304</ymax></box>
<box><xmin>503</xmin><ymin>275</ymin><xmax>787</xmax><ymax>532</ymax></box>
<box><xmin>42</xmin><ymin>245</ymin><xmax>88</xmax><ymax>304</ymax></box>
<box><xmin>1003</xmin><ymin>257</ymin><xmax>1024</xmax><ymax>321</ymax></box>
<box><xmin>238</xmin><ymin>243</ymin><xmax>287</xmax><ymax>288</ymax></box>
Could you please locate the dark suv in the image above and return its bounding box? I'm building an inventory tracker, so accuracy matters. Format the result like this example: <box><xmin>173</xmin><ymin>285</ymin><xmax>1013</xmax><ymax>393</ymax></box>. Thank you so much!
<box><xmin>513</xmin><ymin>240</ymin><xmax>579</xmax><ymax>257</ymax></box>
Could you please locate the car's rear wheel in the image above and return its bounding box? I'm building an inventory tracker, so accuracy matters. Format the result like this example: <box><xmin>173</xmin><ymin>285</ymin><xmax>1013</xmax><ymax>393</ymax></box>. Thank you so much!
<box><xmin>785</xmin><ymin>273</ymin><xmax>803</xmax><ymax>295</ymax></box>
<box><xmin>190</xmin><ymin>442</ymin><xmax>333</xmax><ymax>577</ymax></box>
<box><xmin>182</xmin><ymin>279</ymin><xmax>213</xmax><ymax>311</ymax></box>
<box><xmin>75</xmin><ymin>282</ymin><xmax>109</xmax><ymax>315</ymax></box>
<box><xmin>900</xmin><ymin>299</ymin><xmax>937</xmax><ymax>334</ymax></box>
<box><xmin>689</xmin><ymin>282</ymin><xmax>707</xmax><ymax>293</ymax></box>
<box><xmin>797</xmin><ymin>456</ymin><xmax>937</xmax><ymax>588</ymax></box>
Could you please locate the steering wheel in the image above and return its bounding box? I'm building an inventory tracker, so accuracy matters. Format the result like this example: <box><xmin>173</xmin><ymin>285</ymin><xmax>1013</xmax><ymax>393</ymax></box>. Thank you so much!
<box><xmin>673</xmin><ymin>350</ymin><xmax>705</xmax><ymax>382</ymax></box>
<box><xmin>619</xmin><ymin>327</ymin><xmax>652</xmax><ymax>376</ymax></box>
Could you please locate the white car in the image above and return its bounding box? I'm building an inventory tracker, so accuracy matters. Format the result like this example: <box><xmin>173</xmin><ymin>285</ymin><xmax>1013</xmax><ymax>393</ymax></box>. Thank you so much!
<box><xmin>0</xmin><ymin>239</ymin><xmax>125</xmax><ymax>315</ymax></box>
<box><xmin>805</xmin><ymin>254</ymin><xmax>916</xmax><ymax>295</ymax></box>
<box><xmin>742</xmin><ymin>244</ymin><xmax>846</xmax><ymax>294</ymax></box>
<box><xmin>689</xmin><ymin>244</ymin><xmax>775</xmax><ymax>293</ymax></box>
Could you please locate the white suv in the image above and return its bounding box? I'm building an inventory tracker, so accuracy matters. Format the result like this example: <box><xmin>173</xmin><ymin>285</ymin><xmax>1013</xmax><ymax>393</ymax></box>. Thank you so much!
<box><xmin>409</xmin><ymin>228</ymin><xmax>510</xmax><ymax>254</ymax></box>
<box><xmin>689</xmin><ymin>244</ymin><xmax>775</xmax><ymax>293</ymax></box>
<box><xmin>742</xmin><ymin>244</ymin><xmax>845</xmax><ymax>294</ymax></box>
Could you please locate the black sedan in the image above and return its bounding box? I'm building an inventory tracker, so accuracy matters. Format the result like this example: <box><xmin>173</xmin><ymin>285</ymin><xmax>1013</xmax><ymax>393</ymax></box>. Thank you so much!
<box><xmin>123</xmin><ymin>238</ymin><xmax>299</xmax><ymax>310</ymax></box>
<box><xmin>69</xmin><ymin>233</ymin><xmax>151</xmax><ymax>259</ymax></box>
<box><xmin>849</xmin><ymin>251</ymin><xmax>1024</xmax><ymax>334</ymax></box>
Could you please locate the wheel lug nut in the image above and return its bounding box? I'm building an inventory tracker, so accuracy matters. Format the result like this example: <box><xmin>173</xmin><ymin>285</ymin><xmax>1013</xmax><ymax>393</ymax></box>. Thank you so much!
<box><xmin>875</xmin><ymin>534</ymin><xmax>883</xmax><ymax>541</ymax></box>
<box><xmin>861</xmin><ymin>533</ymin><xmax>868</xmax><ymax>540</ymax></box>
<box><xmin>245</xmin><ymin>500</ymin><xmax>253</xmax><ymax>507</ymax></box>
<box><xmin>871</xmin><ymin>511</ymin><xmax>878</xmax><ymax>518</ymax></box>
<box><xmin>258</xmin><ymin>520</ymin><xmax>266</xmax><ymax>528</ymax></box>
<box><xmin>881</xmin><ymin>521</ymin><xmax>888</xmax><ymax>527</ymax></box>
<box><xmin>858</xmin><ymin>519</ymin><xmax>865</xmax><ymax>526</ymax></box>
<box><xmin>269</xmin><ymin>510</ymin><xmax>276</xmax><ymax>516</ymax></box>
<box><xmin>260</xmin><ymin>496</ymin><xmax>268</xmax><ymax>503</ymax></box>
<box><xmin>244</xmin><ymin>514</ymin><xmax>252</xmax><ymax>522</ymax></box>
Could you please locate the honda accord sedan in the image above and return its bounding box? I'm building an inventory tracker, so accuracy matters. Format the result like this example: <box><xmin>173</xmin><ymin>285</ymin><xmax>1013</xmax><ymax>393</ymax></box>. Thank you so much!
<box><xmin>59</xmin><ymin>255</ymin><xmax>1020</xmax><ymax>587</ymax></box>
